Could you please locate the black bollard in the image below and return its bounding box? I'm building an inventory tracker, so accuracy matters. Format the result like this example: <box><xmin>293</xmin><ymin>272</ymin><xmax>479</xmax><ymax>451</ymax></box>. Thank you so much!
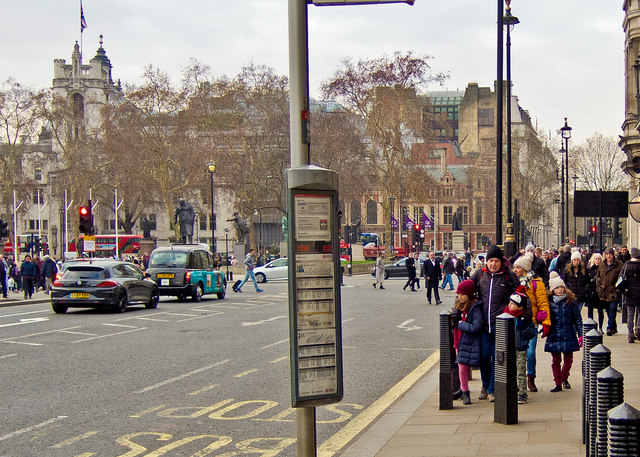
<box><xmin>596</xmin><ymin>366</ymin><xmax>624</xmax><ymax>457</ymax></box>
<box><xmin>588</xmin><ymin>344</ymin><xmax>611</xmax><ymax>457</ymax></box>
<box><xmin>494</xmin><ymin>312</ymin><xmax>517</xmax><ymax>425</ymax></box>
<box><xmin>439</xmin><ymin>310</ymin><xmax>453</xmax><ymax>410</ymax></box>
<box><xmin>583</xmin><ymin>317</ymin><xmax>598</xmax><ymax>336</ymax></box>
<box><xmin>607</xmin><ymin>403</ymin><xmax>640</xmax><ymax>456</ymax></box>
<box><xmin>583</xmin><ymin>328</ymin><xmax>603</xmax><ymax>446</ymax></box>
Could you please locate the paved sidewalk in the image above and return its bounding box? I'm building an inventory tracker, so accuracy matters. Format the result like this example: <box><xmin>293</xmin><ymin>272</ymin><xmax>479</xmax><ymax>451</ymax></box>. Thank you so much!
<box><xmin>0</xmin><ymin>289</ymin><xmax>52</xmax><ymax>308</ymax></box>
<box><xmin>342</xmin><ymin>318</ymin><xmax>640</xmax><ymax>457</ymax></box>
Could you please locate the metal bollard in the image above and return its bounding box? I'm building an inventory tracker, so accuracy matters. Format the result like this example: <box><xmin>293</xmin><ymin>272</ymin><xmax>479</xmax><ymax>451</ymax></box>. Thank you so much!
<box><xmin>588</xmin><ymin>344</ymin><xmax>611</xmax><ymax>457</ymax></box>
<box><xmin>583</xmin><ymin>317</ymin><xmax>598</xmax><ymax>336</ymax></box>
<box><xmin>607</xmin><ymin>403</ymin><xmax>640</xmax><ymax>457</ymax></box>
<box><xmin>494</xmin><ymin>312</ymin><xmax>517</xmax><ymax>425</ymax></box>
<box><xmin>596</xmin><ymin>366</ymin><xmax>624</xmax><ymax>457</ymax></box>
<box><xmin>583</xmin><ymin>328</ymin><xmax>603</xmax><ymax>446</ymax></box>
<box><xmin>439</xmin><ymin>310</ymin><xmax>453</xmax><ymax>410</ymax></box>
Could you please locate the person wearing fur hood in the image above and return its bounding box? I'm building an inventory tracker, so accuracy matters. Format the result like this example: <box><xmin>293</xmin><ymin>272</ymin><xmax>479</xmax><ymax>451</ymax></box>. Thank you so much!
<box><xmin>545</xmin><ymin>272</ymin><xmax>583</xmax><ymax>392</ymax></box>
<box><xmin>512</xmin><ymin>251</ymin><xmax>551</xmax><ymax>392</ymax></box>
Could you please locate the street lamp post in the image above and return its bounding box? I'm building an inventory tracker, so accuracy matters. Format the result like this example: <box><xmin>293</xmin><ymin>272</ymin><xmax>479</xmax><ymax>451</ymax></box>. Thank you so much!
<box><xmin>554</xmin><ymin>198</ymin><xmax>562</xmax><ymax>248</ymax></box>
<box><xmin>558</xmin><ymin>151</ymin><xmax>565</xmax><ymax>244</ymax></box>
<box><xmin>388</xmin><ymin>196</ymin><xmax>396</xmax><ymax>255</ymax></box>
<box><xmin>560</xmin><ymin>118</ymin><xmax>572</xmax><ymax>244</ymax></box>
<box><xmin>503</xmin><ymin>1</ymin><xmax>519</xmax><ymax>256</ymax></box>
<box><xmin>208</xmin><ymin>161</ymin><xmax>216</xmax><ymax>254</ymax></box>
<box><xmin>495</xmin><ymin>0</ymin><xmax>504</xmax><ymax>246</ymax></box>
<box><xmin>572</xmin><ymin>174</ymin><xmax>578</xmax><ymax>244</ymax></box>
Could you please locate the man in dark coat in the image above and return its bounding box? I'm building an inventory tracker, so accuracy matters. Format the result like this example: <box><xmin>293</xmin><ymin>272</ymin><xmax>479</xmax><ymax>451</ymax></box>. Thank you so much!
<box><xmin>555</xmin><ymin>245</ymin><xmax>571</xmax><ymax>274</ymax></box>
<box><xmin>403</xmin><ymin>253</ymin><xmax>417</xmax><ymax>292</ymax></box>
<box><xmin>41</xmin><ymin>255</ymin><xmax>58</xmax><ymax>294</ymax></box>
<box><xmin>422</xmin><ymin>251</ymin><xmax>442</xmax><ymax>304</ymax></box>
<box><xmin>471</xmin><ymin>244</ymin><xmax>519</xmax><ymax>402</ymax></box>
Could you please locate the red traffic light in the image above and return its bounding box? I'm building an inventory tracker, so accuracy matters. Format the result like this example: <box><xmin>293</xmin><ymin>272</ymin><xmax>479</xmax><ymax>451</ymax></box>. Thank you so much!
<box><xmin>413</xmin><ymin>224</ymin><xmax>420</xmax><ymax>231</ymax></box>
<box><xmin>590</xmin><ymin>225</ymin><xmax>597</xmax><ymax>233</ymax></box>
<box><xmin>79</xmin><ymin>206</ymin><xmax>89</xmax><ymax>216</ymax></box>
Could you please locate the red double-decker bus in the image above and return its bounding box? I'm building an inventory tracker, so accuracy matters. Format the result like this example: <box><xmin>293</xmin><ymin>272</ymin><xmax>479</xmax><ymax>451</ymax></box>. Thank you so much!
<box><xmin>69</xmin><ymin>235</ymin><xmax>143</xmax><ymax>257</ymax></box>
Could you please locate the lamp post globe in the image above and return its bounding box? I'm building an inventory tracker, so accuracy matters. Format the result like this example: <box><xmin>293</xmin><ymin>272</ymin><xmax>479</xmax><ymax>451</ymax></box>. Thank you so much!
<box><xmin>208</xmin><ymin>161</ymin><xmax>216</xmax><ymax>253</ymax></box>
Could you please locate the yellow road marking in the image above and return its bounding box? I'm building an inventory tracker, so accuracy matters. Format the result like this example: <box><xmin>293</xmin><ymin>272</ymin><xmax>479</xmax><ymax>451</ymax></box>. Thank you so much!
<box><xmin>270</xmin><ymin>356</ymin><xmax>288</xmax><ymax>364</ymax></box>
<box><xmin>51</xmin><ymin>431</ymin><xmax>99</xmax><ymax>448</ymax></box>
<box><xmin>74</xmin><ymin>453</ymin><xmax>97</xmax><ymax>457</ymax></box>
<box><xmin>234</xmin><ymin>369</ymin><xmax>259</xmax><ymax>378</ymax></box>
<box><xmin>130</xmin><ymin>405</ymin><xmax>167</xmax><ymax>418</ymax></box>
<box><xmin>189</xmin><ymin>384</ymin><xmax>219</xmax><ymax>395</ymax></box>
<box><xmin>317</xmin><ymin>350</ymin><xmax>440</xmax><ymax>457</ymax></box>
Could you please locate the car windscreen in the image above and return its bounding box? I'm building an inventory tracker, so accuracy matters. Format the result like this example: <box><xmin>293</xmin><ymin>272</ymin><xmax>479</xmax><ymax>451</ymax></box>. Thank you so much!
<box><xmin>149</xmin><ymin>251</ymin><xmax>188</xmax><ymax>268</ymax></box>
<box><xmin>63</xmin><ymin>266</ymin><xmax>108</xmax><ymax>280</ymax></box>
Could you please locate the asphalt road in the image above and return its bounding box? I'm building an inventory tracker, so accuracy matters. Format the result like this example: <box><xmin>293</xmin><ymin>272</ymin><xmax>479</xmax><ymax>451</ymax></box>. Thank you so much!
<box><xmin>0</xmin><ymin>275</ymin><xmax>455</xmax><ymax>457</ymax></box>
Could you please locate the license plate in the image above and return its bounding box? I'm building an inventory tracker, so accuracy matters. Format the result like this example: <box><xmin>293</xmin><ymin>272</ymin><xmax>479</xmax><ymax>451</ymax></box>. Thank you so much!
<box><xmin>70</xmin><ymin>292</ymin><xmax>90</xmax><ymax>299</ymax></box>
<box><xmin>160</xmin><ymin>279</ymin><xmax>170</xmax><ymax>286</ymax></box>
<box><xmin>157</xmin><ymin>273</ymin><xmax>174</xmax><ymax>279</ymax></box>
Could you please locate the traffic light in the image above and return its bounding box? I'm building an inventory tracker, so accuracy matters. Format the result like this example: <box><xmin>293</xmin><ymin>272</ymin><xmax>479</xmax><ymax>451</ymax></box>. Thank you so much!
<box><xmin>0</xmin><ymin>219</ymin><xmax>8</xmax><ymax>238</ymax></box>
<box><xmin>590</xmin><ymin>225</ymin><xmax>597</xmax><ymax>234</ymax></box>
<box><xmin>79</xmin><ymin>206</ymin><xmax>92</xmax><ymax>234</ymax></box>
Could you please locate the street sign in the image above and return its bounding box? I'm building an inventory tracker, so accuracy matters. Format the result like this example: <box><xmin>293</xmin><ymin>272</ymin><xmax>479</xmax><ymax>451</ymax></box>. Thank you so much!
<box><xmin>84</xmin><ymin>235</ymin><xmax>96</xmax><ymax>252</ymax></box>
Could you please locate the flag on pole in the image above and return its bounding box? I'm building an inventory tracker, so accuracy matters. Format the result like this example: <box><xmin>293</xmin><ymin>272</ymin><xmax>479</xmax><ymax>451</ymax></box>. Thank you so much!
<box><xmin>81</xmin><ymin>2</ymin><xmax>87</xmax><ymax>32</ymax></box>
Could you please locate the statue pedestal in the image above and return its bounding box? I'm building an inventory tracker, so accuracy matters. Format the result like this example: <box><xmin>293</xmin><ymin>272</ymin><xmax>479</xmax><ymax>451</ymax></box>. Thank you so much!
<box><xmin>452</xmin><ymin>231</ymin><xmax>465</xmax><ymax>251</ymax></box>
<box><xmin>139</xmin><ymin>239</ymin><xmax>156</xmax><ymax>255</ymax></box>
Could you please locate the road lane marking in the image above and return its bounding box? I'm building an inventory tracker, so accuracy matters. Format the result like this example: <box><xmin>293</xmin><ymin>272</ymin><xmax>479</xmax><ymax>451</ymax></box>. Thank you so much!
<box><xmin>0</xmin><ymin>326</ymin><xmax>82</xmax><ymax>345</ymax></box>
<box><xmin>135</xmin><ymin>359</ymin><xmax>231</xmax><ymax>394</ymax></box>
<box><xmin>234</xmin><ymin>369</ymin><xmax>259</xmax><ymax>378</ymax></box>
<box><xmin>74</xmin><ymin>453</ymin><xmax>97</xmax><ymax>457</ymax></box>
<box><xmin>71</xmin><ymin>327</ymin><xmax>147</xmax><ymax>343</ymax></box>
<box><xmin>130</xmin><ymin>405</ymin><xmax>167</xmax><ymax>417</ymax></box>
<box><xmin>176</xmin><ymin>312</ymin><xmax>223</xmax><ymax>322</ymax></box>
<box><xmin>0</xmin><ymin>317</ymin><xmax>49</xmax><ymax>328</ymax></box>
<box><xmin>397</xmin><ymin>319</ymin><xmax>422</xmax><ymax>331</ymax></box>
<box><xmin>342</xmin><ymin>318</ymin><xmax>355</xmax><ymax>324</ymax></box>
<box><xmin>0</xmin><ymin>416</ymin><xmax>68</xmax><ymax>442</ymax></box>
<box><xmin>270</xmin><ymin>356</ymin><xmax>288</xmax><ymax>364</ymax></box>
<box><xmin>128</xmin><ymin>317</ymin><xmax>171</xmax><ymax>322</ymax></box>
<box><xmin>58</xmin><ymin>330</ymin><xmax>96</xmax><ymax>336</ymax></box>
<box><xmin>317</xmin><ymin>350</ymin><xmax>440</xmax><ymax>457</ymax></box>
<box><xmin>103</xmin><ymin>323</ymin><xmax>139</xmax><ymax>328</ymax></box>
<box><xmin>260</xmin><ymin>338</ymin><xmax>288</xmax><ymax>349</ymax></box>
<box><xmin>189</xmin><ymin>384</ymin><xmax>219</xmax><ymax>395</ymax></box>
<box><xmin>0</xmin><ymin>353</ymin><xmax>17</xmax><ymax>359</ymax></box>
<box><xmin>242</xmin><ymin>315</ymin><xmax>287</xmax><ymax>326</ymax></box>
<box><xmin>51</xmin><ymin>431</ymin><xmax>99</xmax><ymax>448</ymax></box>
<box><xmin>0</xmin><ymin>309</ymin><xmax>49</xmax><ymax>319</ymax></box>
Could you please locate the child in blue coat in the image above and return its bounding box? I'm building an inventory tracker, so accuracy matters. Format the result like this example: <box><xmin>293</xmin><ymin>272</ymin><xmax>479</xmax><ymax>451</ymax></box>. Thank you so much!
<box><xmin>545</xmin><ymin>271</ymin><xmax>583</xmax><ymax>392</ymax></box>
<box><xmin>453</xmin><ymin>279</ymin><xmax>484</xmax><ymax>405</ymax></box>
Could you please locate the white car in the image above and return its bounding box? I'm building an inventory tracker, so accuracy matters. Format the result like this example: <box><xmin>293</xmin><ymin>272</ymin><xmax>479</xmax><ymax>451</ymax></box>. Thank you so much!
<box><xmin>253</xmin><ymin>258</ymin><xmax>288</xmax><ymax>283</ymax></box>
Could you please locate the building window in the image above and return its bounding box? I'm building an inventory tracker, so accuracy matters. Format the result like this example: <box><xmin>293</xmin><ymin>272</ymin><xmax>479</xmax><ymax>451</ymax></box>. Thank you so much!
<box><xmin>443</xmin><ymin>188</ymin><xmax>454</xmax><ymax>197</ymax></box>
<box><xmin>350</xmin><ymin>200</ymin><xmax>361</xmax><ymax>225</ymax></box>
<box><xmin>461</xmin><ymin>206</ymin><xmax>469</xmax><ymax>225</ymax></box>
<box><xmin>147</xmin><ymin>214</ymin><xmax>157</xmax><ymax>230</ymax></box>
<box><xmin>27</xmin><ymin>220</ymin><xmax>47</xmax><ymax>230</ymax></box>
<box><xmin>429</xmin><ymin>206</ymin><xmax>436</xmax><ymax>222</ymax></box>
<box><xmin>366</xmin><ymin>200</ymin><xmax>377</xmax><ymax>225</ymax></box>
<box><xmin>34</xmin><ymin>166</ymin><xmax>42</xmax><ymax>181</ymax></box>
<box><xmin>476</xmin><ymin>201</ymin><xmax>483</xmax><ymax>225</ymax></box>
<box><xmin>478</xmin><ymin>108</ymin><xmax>494</xmax><ymax>126</ymax></box>
<box><xmin>103</xmin><ymin>219</ymin><xmax>115</xmax><ymax>231</ymax></box>
<box><xmin>32</xmin><ymin>192</ymin><xmax>44</xmax><ymax>204</ymax></box>
<box><xmin>477</xmin><ymin>232</ymin><xmax>483</xmax><ymax>250</ymax></box>
<box><xmin>413</xmin><ymin>206</ymin><xmax>423</xmax><ymax>226</ymax></box>
<box><xmin>443</xmin><ymin>233</ymin><xmax>452</xmax><ymax>251</ymax></box>
<box><xmin>200</xmin><ymin>215</ymin><xmax>207</xmax><ymax>231</ymax></box>
<box><xmin>443</xmin><ymin>206</ymin><xmax>453</xmax><ymax>225</ymax></box>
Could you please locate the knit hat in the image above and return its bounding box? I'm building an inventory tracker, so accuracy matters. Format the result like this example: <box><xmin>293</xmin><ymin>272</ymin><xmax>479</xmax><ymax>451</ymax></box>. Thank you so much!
<box><xmin>632</xmin><ymin>247</ymin><xmax>640</xmax><ymax>259</ymax></box>
<box><xmin>456</xmin><ymin>279</ymin><xmax>476</xmax><ymax>297</ymax></box>
<box><xmin>486</xmin><ymin>244</ymin><xmax>504</xmax><ymax>262</ymax></box>
<box><xmin>604</xmin><ymin>247</ymin><xmax>615</xmax><ymax>255</ymax></box>
<box><xmin>509</xmin><ymin>285</ymin><xmax>528</xmax><ymax>307</ymax></box>
<box><xmin>549</xmin><ymin>271</ymin><xmax>566</xmax><ymax>292</ymax></box>
<box><xmin>514</xmin><ymin>252</ymin><xmax>533</xmax><ymax>272</ymax></box>
<box><xmin>571</xmin><ymin>251</ymin><xmax>582</xmax><ymax>261</ymax></box>
<box><xmin>525</xmin><ymin>243</ymin><xmax>535</xmax><ymax>253</ymax></box>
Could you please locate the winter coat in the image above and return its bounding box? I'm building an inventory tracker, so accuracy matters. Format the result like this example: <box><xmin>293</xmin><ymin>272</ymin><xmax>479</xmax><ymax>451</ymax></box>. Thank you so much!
<box><xmin>596</xmin><ymin>258</ymin><xmax>624</xmax><ymax>302</ymax></box>
<box><xmin>443</xmin><ymin>257</ymin><xmax>455</xmax><ymax>274</ymax></box>
<box><xmin>456</xmin><ymin>300</ymin><xmax>483</xmax><ymax>367</ymax></box>
<box><xmin>42</xmin><ymin>258</ymin><xmax>58</xmax><ymax>279</ymax></box>
<box><xmin>455</xmin><ymin>258</ymin><xmax>465</xmax><ymax>276</ymax></box>
<box><xmin>471</xmin><ymin>265</ymin><xmax>520</xmax><ymax>332</ymax></box>
<box><xmin>515</xmin><ymin>316</ymin><xmax>537</xmax><ymax>351</ymax></box>
<box><xmin>375</xmin><ymin>257</ymin><xmax>385</xmax><ymax>283</ymax></box>
<box><xmin>587</xmin><ymin>264</ymin><xmax>607</xmax><ymax>310</ymax></box>
<box><xmin>405</xmin><ymin>256</ymin><xmax>416</xmax><ymax>279</ymax></box>
<box><xmin>531</xmin><ymin>255</ymin><xmax>549</xmax><ymax>287</ymax></box>
<box><xmin>525</xmin><ymin>277</ymin><xmax>551</xmax><ymax>326</ymax></box>
<box><xmin>621</xmin><ymin>260</ymin><xmax>640</xmax><ymax>307</ymax></box>
<box><xmin>555</xmin><ymin>251</ymin><xmax>571</xmax><ymax>275</ymax></box>
<box><xmin>563</xmin><ymin>264</ymin><xmax>589</xmax><ymax>302</ymax></box>
<box><xmin>20</xmin><ymin>261</ymin><xmax>36</xmax><ymax>279</ymax></box>
<box><xmin>544</xmin><ymin>289</ymin><xmax>583</xmax><ymax>354</ymax></box>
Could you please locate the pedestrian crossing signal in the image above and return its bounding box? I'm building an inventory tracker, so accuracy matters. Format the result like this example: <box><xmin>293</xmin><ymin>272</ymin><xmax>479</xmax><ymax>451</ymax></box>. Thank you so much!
<box><xmin>79</xmin><ymin>206</ymin><xmax>92</xmax><ymax>234</ymax></box>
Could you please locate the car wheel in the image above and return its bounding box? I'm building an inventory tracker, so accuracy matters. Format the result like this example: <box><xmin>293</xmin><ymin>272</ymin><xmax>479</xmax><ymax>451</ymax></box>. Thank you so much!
<box><xmin>384</xmin><ymin>271</ymin><xmax>390</xmax><ymax>280</ymax></box>
<box><xmin>146</xmin><ymin>288</ymin><xmax>159</xmax><ymax>309</ymax></box>
<box><xmin>52</xmin><ymin>304</ymin><xmax>68</xmax><ymax>314</ymax></box>
<box><xmin>177</xmin><ymin>294</ymin><xmax>185</xmax><ymax>301</ymax></box>
<box><xmin>114</xmin><ymin>293</ymin><xmax>128</xmax><ymax>313</ymax></box>
<box><xmin>255</xmin><ymin>273</ymin><xmax>266</xmax><ymax>283</ymax></box>
<box><xmin>192</xmin><ymin>283</ymin><xmax>203</xmax><ymax>302</ymax></box>
<box><xmin>217</xmin><ymin>288</ymin><xmax>226</xmax><ymax>300</ymax></box>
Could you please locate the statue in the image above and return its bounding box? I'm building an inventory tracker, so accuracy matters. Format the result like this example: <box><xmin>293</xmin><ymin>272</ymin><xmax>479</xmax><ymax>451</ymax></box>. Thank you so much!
<box><xmin>141</xmin><ymin>216</ymin><xmax>152</xmax><ymax>240</ymax></box>
<box><xmin>452</xmin><ymin>207</ymin><xmax>463</xmax><ymax>231</ymax></box>
<box><xmin>232</xmin><ymin>212</ymin><xmax>250</xmax><ymax>243</ymax></box>
<box><xmin>174</xmin><ymin>198</ymin><xmax>196</xmax><ymax>243</ymax></box>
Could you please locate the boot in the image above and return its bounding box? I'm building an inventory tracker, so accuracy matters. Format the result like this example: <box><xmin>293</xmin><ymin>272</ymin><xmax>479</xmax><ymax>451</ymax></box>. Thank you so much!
<box><xmin>527</xmin><ymin>374</ymin><xmax>538</xmax><ymax>392</ymax></box>
<box><xmin>452</xmin><ymin>389</ymin><xmax>462</xmax><ymax>400</ymax></box>
<box><xmin>462</xmin><ymin>391</ymin><xmax>471</xmax><ymax>405</ymax></box>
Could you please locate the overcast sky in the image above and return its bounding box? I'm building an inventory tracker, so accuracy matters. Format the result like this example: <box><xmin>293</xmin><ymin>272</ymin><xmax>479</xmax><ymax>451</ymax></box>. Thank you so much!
<box><xmin>0</xmin><ymin>1</ymin><xmax>624</xmax><ymax>145</ymax></box>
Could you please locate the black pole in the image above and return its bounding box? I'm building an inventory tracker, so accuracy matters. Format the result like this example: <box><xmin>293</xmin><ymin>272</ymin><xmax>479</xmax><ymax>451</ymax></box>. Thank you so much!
<box><xmin>210</xmin><ymin>170</ymin><xmax>216</xmax><ymax>254</ymax></box>
<box><xmin>560</xmin><ymin>155</ymin><xmax>565</xmax><ymax>244</ymax></box>
<box><xmin>599</xmin><ymin>189</ymin><xmax>603</xmax><ymax>252</ymax></box>
<box><xmin>565</xmin><ymin>138</ymin><xmax>569</xmax><ymax>245</ymax></box>
<box><xmin>496</xmin><ymin>0</ymin><xmax>504</xmax><ymax>245</ymax></box>
<box><xmin>514</xmin><ymin>198</ymin><xmax>519</xmax><ymax>247</ymax></box>
<box><xmin>506</xmin><ymin>17</ymin><xmax>512</xmax><ymax>227</ymax></box>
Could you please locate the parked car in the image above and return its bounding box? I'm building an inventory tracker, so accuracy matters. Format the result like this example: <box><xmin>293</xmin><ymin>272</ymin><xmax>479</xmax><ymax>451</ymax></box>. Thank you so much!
<box><xmin>370</xmin><ymin>256</ymin><xmax>425</xmax><ymax>280</ymax></box>
<box><xmin>146</xmin><ymin>245</ymin><xmax>226</xmax><ymax>301</ymax></box>
<box><xmin>50</xmin><ymin>259</ymin><xmax>159</xmax><ymax>314</ymax></box>
<box><xmin>254</xmin><ymin>258</ymin><xmax>288</xmax><ymax>283</ymax></box>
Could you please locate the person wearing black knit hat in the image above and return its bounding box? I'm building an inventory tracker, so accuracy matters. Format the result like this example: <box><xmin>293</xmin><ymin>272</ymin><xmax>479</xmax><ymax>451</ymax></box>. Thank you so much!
<box><xmin>471</xmin><ymin>244</ymin><xmax>519</xmax><ymax>402</ymax></box>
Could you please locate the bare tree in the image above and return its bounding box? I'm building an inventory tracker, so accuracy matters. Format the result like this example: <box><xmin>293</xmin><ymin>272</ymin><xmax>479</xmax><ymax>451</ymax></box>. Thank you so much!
<box><xmin>572</xmin><ymin>132</ymin><xmax>629</xmax><ymax>191</ymax></box>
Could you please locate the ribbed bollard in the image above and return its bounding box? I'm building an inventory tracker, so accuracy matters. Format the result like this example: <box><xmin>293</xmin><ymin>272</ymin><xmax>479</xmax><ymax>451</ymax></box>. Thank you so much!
<box><xmin>588</xmin><ymin>344</ymin><xmax>611</xmax><ymax>457</ymax></box>
<box><xmin>596</xmin><ymin>367</ymin><xmax>624</xmax><ymax>457</ymax></box>
<box><xmin>607</xmin><ymin>403</ymin><xmax>640</xmax><ymax>456</ymax></box>
<box><xmin>494</xmin><ymin>312</ymin><xmax>517</xmax><ymax>425</ymax></box>
<box><xmin>583</xmin><ymin>328</ymin><xmax>603</xmax><ymax>446</ymax></box>
<box><xmin>439</xmin><ymin>310</ymin><xmax>453</xmax><ymax>410</ymax></box>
